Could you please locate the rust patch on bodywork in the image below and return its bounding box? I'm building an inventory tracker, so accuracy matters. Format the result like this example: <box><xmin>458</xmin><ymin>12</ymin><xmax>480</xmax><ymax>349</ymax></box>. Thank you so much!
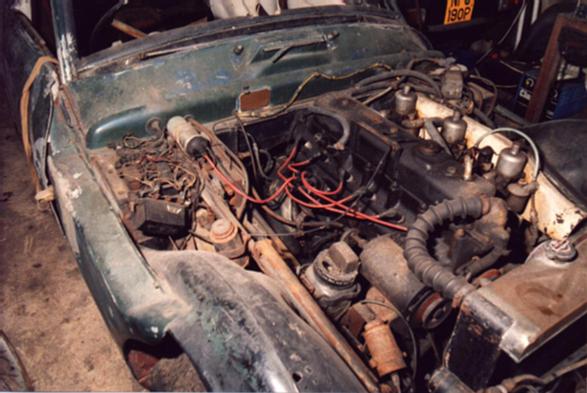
<box><xmin>239</xmin><ymin>88</ymin><xmax>271</xmax><ymax>112</ymax></box>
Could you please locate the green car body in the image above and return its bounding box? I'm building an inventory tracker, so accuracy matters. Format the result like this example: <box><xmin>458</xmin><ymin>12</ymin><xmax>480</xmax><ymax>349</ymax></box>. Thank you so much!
<box><xmin>1</xmin><ymin>2</ymin><xmax>436</xmax><ymax>390</ymax></box>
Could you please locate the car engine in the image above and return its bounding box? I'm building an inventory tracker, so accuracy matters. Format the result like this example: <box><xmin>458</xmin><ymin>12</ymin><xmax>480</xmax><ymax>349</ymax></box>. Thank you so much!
<box><xmin>94</xmin><ymin>62</ymin><xmax>587</xmax><ymax>393</ymax></box>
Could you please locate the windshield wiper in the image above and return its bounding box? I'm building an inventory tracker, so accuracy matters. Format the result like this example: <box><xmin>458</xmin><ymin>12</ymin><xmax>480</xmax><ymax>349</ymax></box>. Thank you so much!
<box><xmin>263</xmin><ymin>31</ymin><xmax>339</xmax><ymax>63</ymax></box>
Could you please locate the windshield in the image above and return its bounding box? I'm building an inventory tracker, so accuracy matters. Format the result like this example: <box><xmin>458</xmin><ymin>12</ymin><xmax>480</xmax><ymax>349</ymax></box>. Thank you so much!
<box><xmin>72</xmin><ymin>0</ymin><xmax>390</xmax><ymax>56</ymax></box>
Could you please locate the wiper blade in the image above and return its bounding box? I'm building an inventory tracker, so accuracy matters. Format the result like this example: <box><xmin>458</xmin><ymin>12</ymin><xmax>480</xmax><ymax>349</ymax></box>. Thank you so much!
<box><xmin>263</xmin><ymin>31</ymin><xmax>339</xmax><ymax>63</ymax></box>
<box><xmin>143</xmin><ymin>30</ymin><xmax>339</xmax><ymax>62</ymax></box>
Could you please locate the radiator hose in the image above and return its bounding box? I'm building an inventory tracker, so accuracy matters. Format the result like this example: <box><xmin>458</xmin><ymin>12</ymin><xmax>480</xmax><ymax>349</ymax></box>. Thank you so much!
<box><xmin>404</xmin><ymin>197</ymin><xmax>493</xmax><ymax>304</ymax></box>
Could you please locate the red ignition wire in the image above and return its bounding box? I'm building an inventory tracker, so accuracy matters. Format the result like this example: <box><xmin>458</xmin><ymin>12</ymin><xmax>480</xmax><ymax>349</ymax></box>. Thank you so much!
<box><xmin>295</xmin><ymin>187</ymin><xmax>406</xmax><ymax>233</ymax></box>
<box><xmin>290</xmin><ymin>159</ymin><xmax>311</xmax><ymax>167</ymax></box>
<box><xmin>277</xmin><ymin>146</ymin><xmax>303</xmax><ymax>181</ymax></box>
<box><xmin>307</xmin><ymin>190</ymin><xmax>407</xmax><ymax>231</ymax></box>
<box><xmin>278</xmin><ymin>145</ymin><xmax>299</xmax><ymax>173</ymax></box>
<box><xmin>206</xmin><ymin>143</ymin><xmax>406</xmax><ymax>231</ymax></box>
<box><xmin>288</xmin><ymin>159</ymin><xmax>311</xmax><ymax>174</ymax></box>
<box><xmin>297</xmin><ymin>175</ymin><xmax>407</xmax><ymax>231</ymax></box>
<box><xmin>300</xmin><ymin>171</ymin><xmax>344</xmax><ymax>196</ymax></box>
<box><xmin>296</xmin><ymin>186</ymin><xmax>355</xmax><ymax>213</ymax></box>
<box><xmin>276</xmin><ymin>166</ymin><xmax>347</xmax><ymax>211</ymax></box>
<box><xmin>204</xmin><ymin>154</ymin><xmax>293</xmax><ymax>204</ymax></box>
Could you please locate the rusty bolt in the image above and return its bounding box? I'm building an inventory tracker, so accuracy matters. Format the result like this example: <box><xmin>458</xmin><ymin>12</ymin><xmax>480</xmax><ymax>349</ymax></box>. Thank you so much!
<box><xmin>210</xmin><ymin>219</ymin><xmax>237</xmax><ymax>243</ymax></box>
<box><xmin>545</xmin><ymin>239</ymin><xmax>576</xmax><ymax>262</ymax></box>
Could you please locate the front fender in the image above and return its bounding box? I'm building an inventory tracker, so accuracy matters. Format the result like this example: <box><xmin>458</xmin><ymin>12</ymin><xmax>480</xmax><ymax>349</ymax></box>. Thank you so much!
<box><xmin>146</xmin><ymin>250</ymin><xmax>367</xmax><ymax>392</ymax></box>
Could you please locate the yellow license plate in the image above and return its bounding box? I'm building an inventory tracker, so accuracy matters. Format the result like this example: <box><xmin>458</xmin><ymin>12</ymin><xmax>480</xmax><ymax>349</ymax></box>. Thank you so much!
<box><xmin>444</xmin><ymin>0</ymin><xmax>475</xmax><ymax>25</ymax></box>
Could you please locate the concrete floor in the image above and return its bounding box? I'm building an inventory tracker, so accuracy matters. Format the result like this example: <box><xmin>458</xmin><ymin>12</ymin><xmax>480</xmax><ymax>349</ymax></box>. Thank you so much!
<box><xmin>0</xmin><ymin>103</ymin><xmax>141</xmax><ymax>390</ymax></box>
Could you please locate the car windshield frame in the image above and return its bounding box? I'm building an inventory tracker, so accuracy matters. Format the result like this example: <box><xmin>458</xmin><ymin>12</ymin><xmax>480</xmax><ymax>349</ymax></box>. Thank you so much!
<box><xmin>50</xmin><ymin>0</ymin><xmax>406</xmax><ymax>81</ymax></box>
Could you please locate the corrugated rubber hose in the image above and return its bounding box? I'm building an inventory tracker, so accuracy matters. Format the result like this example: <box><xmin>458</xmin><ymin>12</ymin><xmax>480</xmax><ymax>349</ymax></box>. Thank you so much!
<box><xmin>404</xmin><ymin>197</ymin><xmax>493</xmax><ymax>303</ymax></box>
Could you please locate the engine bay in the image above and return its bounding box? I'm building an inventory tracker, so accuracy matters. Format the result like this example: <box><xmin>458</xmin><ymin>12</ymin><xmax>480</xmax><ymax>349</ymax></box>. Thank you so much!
<box><xmin>91</xmin><ymin>63</ymin><xmax>587</xmax><ymax>393</ymax></box>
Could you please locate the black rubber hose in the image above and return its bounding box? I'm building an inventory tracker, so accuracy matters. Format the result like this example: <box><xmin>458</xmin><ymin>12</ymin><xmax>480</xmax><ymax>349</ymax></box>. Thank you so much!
<box><xmin>461</xmin><ymin>246</ymin><xmax>506</xmax><ymax>277</ymax></box>
<box><xmin>424</xmin><ymin>119</ymin><xmax>452</xmax><ymax>156</ymax></box>
<box><xmin>352</xmin><ymin>81</ymin><xmax>400</xmax><ymax>96</ymax></box>
<box><xmin>356</xmin><ymin>69</ymin><xmax>442</xmax><ymax>98</ymax></box>
<box><xmin>472</xmin><ymin>107</ymin><xmax>496</xmax><ymax>129</ymax></box>
<box><xmin>404</xmin><ymin>197</ymin><xmax>488</xmax><ymax>302</ymax></box>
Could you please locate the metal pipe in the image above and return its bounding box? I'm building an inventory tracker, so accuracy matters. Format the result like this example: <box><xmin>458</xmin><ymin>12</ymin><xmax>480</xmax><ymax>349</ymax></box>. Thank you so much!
<box><xmin>494</xmin><ymin>104</ymin><xmax>530</xmax><ymax>127</ymax></box>
<box><xmin>50</xmin><ymin>0</ymin><xmax>78</xmax><ymax>83</ymax></box>
<box><xmin>250</xmin><ymin>239</ymin><xmax>379</xmax><ymax>392</ymax></box>
<box><xmin>111</xmin><ymin>19</ymin><xmax>146</xmax><ymax>39</ymax></box>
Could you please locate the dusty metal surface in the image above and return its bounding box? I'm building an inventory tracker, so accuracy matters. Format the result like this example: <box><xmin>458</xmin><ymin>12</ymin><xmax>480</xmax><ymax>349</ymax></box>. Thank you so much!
<box><xmin>441</xmin><ymin>235</ymin><xmax>587</xmax><ymax>388</ymax></box>
<box><xmin>0</xmin><ymin>120</ymin><xmax>140</xmax><ymax>391</ymax></box>
<box><xmin>68</xmin><ymin>17</ymin><xmax>433</xmax><ymax>149</ymax></box>
<box><xmin>477</xmin><ymin>238</ymin><xmax>587</xmax><ymax>362</ymax></box>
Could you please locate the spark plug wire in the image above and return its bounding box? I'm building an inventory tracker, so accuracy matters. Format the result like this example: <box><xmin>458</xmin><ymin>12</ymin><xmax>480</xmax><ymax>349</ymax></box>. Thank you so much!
<box><xmin>205</xmin><ymin>142</ymin><xmax>407</xmax><ymax>232</ymax></box>
<box><xmin>204</xmin><ymin>154</ymin><xmax>294</xmax><ymax>204</ymax></box>
<box><xmin>303</xmin><ymin>187</ymin><xmax>407</xmax><ymax>231</ymax></box>
<box><xmin>300</xmin><ymin>171</ymin><xmax>344</xmax><ymax>196</ymax></box>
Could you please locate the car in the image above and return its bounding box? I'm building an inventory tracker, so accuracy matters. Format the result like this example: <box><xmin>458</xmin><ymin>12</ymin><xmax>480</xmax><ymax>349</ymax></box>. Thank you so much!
<box><xmin>2</xmin><ymin>1</ymin><xmax>586</xmax><ymax>392</ymax></box>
